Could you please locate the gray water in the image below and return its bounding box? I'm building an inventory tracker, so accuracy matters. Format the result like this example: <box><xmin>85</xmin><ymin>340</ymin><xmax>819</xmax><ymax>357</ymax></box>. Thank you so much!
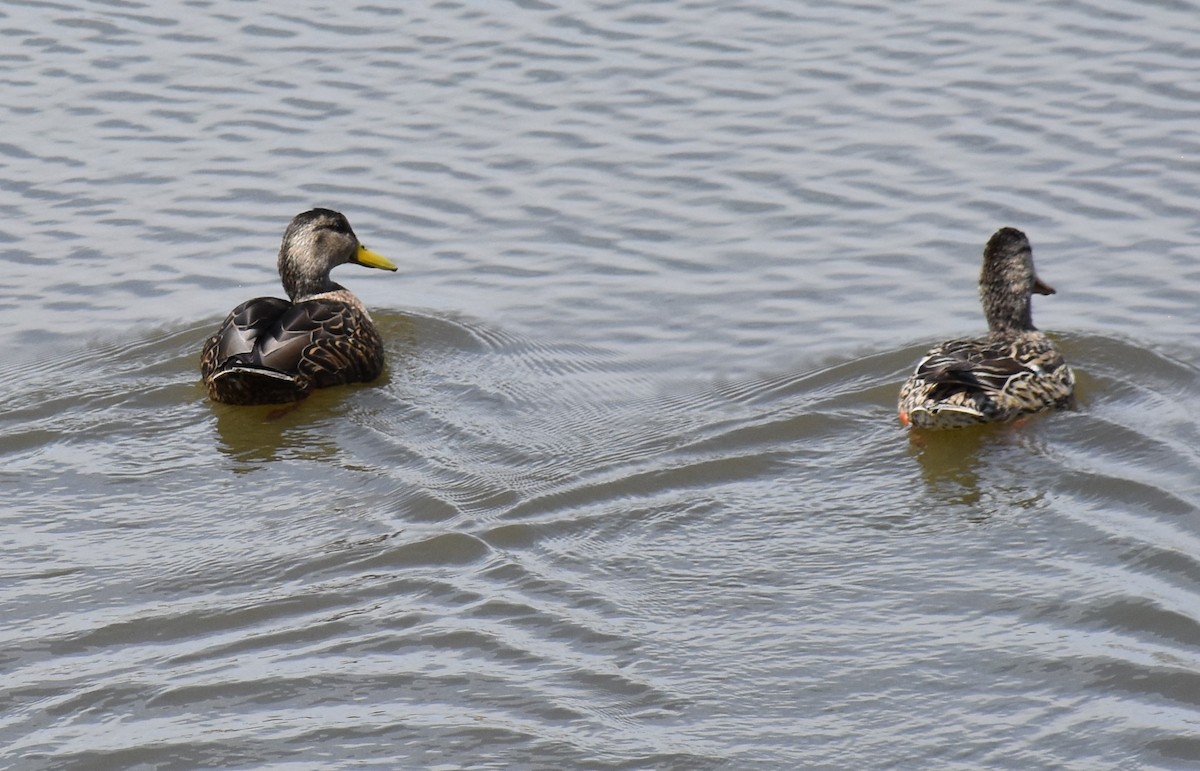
<box><xmin>2</xmin><ymin>1</ymin><xmax>1200</xmax><ymax>768</ymax></box>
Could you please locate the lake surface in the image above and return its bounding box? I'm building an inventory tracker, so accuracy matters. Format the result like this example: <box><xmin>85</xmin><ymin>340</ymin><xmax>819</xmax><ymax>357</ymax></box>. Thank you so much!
<box><xmin>2</xmin><ymin>1</ymin><xmax>1200</xmax><ymax>768</ymax></box>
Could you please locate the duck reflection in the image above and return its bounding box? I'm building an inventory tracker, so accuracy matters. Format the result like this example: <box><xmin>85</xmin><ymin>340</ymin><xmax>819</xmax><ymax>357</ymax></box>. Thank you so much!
<box><xmin>210</xmin><ymin>391</ymin><xmax>345</xmax><ymax>469</ymax></box>
<box><xmin>907</xmin><ymin>426</ymin><xmax>993</xmax><ymax>505</ymax></box>
<box><xmin>906</xmin><ymin>421</ymin><xmax>1051</xmax><ymax>522</ymax></box>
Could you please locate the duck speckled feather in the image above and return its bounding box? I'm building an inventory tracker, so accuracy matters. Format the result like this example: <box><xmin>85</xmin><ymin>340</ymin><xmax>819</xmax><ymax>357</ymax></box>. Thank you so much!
<box><xmin>898</xmin><ymin>227</ymin><xmax>1075</xmax><ymax>429</ymax></box>
<box><xmin>200</xmin><ymin>209</ymin><xmax>397</xmax><ymax>405</ymax></box>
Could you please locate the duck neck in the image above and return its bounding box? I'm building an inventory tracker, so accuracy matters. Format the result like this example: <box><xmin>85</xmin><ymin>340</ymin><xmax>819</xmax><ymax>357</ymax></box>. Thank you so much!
<box><xmin>284</xmin><ymin>272</ymin><xmax>339</xmax><ymax>302</ymax></box>
<box><xmin>982</xmin><ymin>286</ymin><xmax>1035</xmax><ymax>334</ymax></box>
<box><xmin>279</xmin><ymin>243</ymin><xmax>339</xmax><ymax>301</ymax></box>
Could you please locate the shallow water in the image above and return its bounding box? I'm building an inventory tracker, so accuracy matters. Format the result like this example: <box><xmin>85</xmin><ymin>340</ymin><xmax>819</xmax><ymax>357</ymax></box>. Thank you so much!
<box><xmin>3</xmin><ymin>1</ymin><xmax>1200</xmax><ymax>768</ymax></box>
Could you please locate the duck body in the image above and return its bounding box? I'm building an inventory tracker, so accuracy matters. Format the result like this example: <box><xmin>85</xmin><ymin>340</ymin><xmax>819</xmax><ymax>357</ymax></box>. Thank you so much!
<box><xmin>898</xmin><ymin>227</ymin><xmax>1075</xmax><ymax>429</ymax></box>
<box><xmin>898</xmin><ymin>330</ymin><xmax>1075</xmax><ymax>428</ymax></box>
<box><xmin>201</xmin><ymin>209</ymin><xmax>397</xmax><ymax>405</ymax></box>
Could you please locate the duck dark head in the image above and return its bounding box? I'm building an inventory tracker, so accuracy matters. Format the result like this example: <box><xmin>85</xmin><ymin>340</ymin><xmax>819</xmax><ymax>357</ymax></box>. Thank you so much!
<box><xmin>277</xmin><ymin>208</ymin><xmax>397</xmax><ymax>301</ymax></box>
<box><xmin>979</xmin><ymin>226</ymin><xmax>1055</xmax><ymax>334</ymax></box>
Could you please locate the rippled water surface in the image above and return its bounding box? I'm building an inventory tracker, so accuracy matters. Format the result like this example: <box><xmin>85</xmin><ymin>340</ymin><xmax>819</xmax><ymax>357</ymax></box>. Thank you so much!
<box><xmin>3</xmin><ymin>1</ymin><xmax>1200</xmax><ymax>768</ymax></box>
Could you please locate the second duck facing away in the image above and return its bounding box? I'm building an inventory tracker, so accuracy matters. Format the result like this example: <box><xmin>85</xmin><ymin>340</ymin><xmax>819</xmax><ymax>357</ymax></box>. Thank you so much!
<box><xmin>898</xmin><ymin>227</ymin><xmax>1075</xmax><ymax>429</ymax></box>
<box><xmin>201</xmin><ymin>209</ymin><xmax>397</xmax><ymax>405</ymax></box>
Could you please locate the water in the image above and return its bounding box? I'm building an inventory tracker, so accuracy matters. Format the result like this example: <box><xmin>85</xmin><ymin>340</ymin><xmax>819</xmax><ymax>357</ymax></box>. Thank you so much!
<box><xmin>2</xmin><ymin>1</ymin><xmax>1200</xmax><ymax>768</ymax></box>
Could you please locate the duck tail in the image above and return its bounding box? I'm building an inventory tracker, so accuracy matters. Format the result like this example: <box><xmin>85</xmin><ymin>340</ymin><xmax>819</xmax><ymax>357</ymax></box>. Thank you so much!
<box><xmin>206</xmin><ymin>364</ymin><xmax>308</xmax><ymax>405</ymax></box>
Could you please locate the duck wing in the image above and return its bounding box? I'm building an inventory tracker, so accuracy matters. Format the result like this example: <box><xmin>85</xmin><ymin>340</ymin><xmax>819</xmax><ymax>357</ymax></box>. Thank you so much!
<box><xmin>915</xmin><ymin>338</ymin><xmax>1033</xmax><ymax>400</ymax></box>
<box><xmin>200</xmin><ymin>296</ymin><xmax>306</xmax><ymax>404</ymax></box>
<box><xmin>201</xmin><ymin>296</ymin><xmax>384</xmax><ymax>404</ymax></box>
<box><xmin>914</xmin><ymin>335</ymin><xmax>1071</xmax><ymax>406</ymax></box>
<box><xmin>201</xmin><ymin>297</ymin><xmax>290</xmax><ymax>375</ymax></box>
<box><xmin>260</xmin><ymin>299</ymin><xmax>385</xmax><ymax>387</ymax></box>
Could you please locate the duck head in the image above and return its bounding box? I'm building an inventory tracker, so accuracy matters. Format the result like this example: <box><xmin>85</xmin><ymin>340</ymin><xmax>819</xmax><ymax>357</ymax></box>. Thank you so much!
<box><xmin>278</xmin><ymin>208</ymin><xmax>397</xmax><ymax>301</ymax></box>
<box><xmin>979</xmin><ymin>227</ymin><xmax>1055</xmax><ymax>334</ymax></box>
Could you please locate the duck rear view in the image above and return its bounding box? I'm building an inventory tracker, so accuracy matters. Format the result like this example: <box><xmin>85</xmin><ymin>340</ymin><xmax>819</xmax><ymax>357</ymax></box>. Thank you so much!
<box><xmin>898</xmin><ymin>227</ymin><xmax>1075</xmax><ymax>429</ymax></box>
<box><xmin>201</xmin><ymin>209</ymin><xmax>397</xmax><ymax>405</ymax></box>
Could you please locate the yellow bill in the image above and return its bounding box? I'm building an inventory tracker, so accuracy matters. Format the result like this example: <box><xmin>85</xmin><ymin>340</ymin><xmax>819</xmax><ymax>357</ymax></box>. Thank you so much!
<box><xmin>355</xmin><ymin>244</ymin><xmax>398</xmax><ymax>271</ymax></box>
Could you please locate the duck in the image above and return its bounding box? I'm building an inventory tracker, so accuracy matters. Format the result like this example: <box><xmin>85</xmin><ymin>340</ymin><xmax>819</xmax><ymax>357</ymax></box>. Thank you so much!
<box><xmin>200</xmin><ymin>208</ymin><xmax>397</xmax><ymax>405</ymax></box>
<box><xmin>897</xmin><ymin>227</ymin><xmax>1075</xmax><ymax>429</ymax></box>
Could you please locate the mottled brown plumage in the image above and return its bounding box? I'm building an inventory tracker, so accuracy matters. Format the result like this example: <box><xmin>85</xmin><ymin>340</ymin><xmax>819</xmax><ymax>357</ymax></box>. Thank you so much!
<box><xmin>898</xmin><ymin>227</ymin><xmax>1075</xmax><ymax>429</ymax></box>
<box><xmin>200</xmin><ymin>209</ymin><xmax>397</xmax><ymax>405</ymax></box>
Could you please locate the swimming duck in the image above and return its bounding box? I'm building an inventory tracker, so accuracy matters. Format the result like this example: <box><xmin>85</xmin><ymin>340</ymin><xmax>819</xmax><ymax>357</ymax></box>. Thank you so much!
<box><xmin>897</xmin><ymin>227</ymin><xmax>1075</xmax><ymax>429</ymax></box>
<box><xmin>200</xmin><ymin>208</ymin><xmax>397</xmax><ymax>405</ymax></box>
